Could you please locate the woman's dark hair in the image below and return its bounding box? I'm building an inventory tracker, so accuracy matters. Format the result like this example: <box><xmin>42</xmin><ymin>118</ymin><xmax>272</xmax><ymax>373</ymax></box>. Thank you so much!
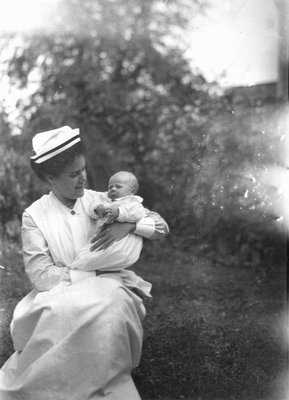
<box><xmin>30</xmin><ymin>141</ymin><xmax>86</xmax><ymax>182</ymax></box>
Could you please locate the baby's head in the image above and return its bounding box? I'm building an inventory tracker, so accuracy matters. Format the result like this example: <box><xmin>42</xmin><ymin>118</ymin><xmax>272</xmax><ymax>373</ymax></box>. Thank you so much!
<box><xmin>107</xmin><ymin>171</ymin><xmax>139</xmax><ymax>200</ymax></box>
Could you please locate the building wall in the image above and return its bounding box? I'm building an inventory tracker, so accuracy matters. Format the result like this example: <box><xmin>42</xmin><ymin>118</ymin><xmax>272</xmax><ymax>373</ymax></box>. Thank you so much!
<box><xmin>188</xmin><ymin>0</ymin><xmax>281</xmax><ymax>87</ymax></box>
<box><xmin>225</xmin><ymin>83</ymin><xmax>278</xmax><ymax>108</ymax></box>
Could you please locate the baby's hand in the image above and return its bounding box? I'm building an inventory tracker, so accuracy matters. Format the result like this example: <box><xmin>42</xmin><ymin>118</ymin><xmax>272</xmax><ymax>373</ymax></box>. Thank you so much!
<box><xmin>94</xmin><ymin>204</ymin><xmax>107</xmax><ymax>218</ymax></box>
<box><xmin>104</xmin><ymin>207</ymin><xmax>119</xmax><ymax>224</ymax></box>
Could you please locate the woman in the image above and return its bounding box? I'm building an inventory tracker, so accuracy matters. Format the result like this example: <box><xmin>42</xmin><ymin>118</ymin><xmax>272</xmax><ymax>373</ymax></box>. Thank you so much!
<box><xmin>0</xmin><ymin>126</ymin><xmax>169</xmax><ymax>400</ymax></box>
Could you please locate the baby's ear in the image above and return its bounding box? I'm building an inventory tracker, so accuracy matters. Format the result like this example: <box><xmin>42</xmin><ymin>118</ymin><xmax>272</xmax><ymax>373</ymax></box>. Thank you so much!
<box><xmin>131</xmin><ymin>187</ymin><xmax>136</xmax><ymax>194</ymax></box>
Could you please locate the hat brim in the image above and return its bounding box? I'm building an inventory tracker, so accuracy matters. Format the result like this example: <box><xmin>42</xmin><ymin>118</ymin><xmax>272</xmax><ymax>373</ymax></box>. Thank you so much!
<box><xmin>31</xmin><ymin>130</ymin><xmax>81</xmax><ymax>164</ymax></box>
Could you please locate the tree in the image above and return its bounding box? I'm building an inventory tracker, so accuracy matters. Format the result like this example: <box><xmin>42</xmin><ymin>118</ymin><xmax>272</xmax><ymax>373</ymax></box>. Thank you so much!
<box><xmin>0</xmin><ymin>0</ymin><xmax>284</xmax><ymax>265</ymax></box>
<box><xmin>1</xmin><ymin>0</ymin><xmax>217</xmax><ymax>219</ymax></box>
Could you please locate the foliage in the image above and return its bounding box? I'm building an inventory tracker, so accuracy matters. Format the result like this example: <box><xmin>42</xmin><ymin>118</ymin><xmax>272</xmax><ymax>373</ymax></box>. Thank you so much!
<box><xmin>0</xmin><ymin>3</ymin><xmax>286</xmax><ymax>398</ymax></box>
<box><xmin>0</xmin><ymin>0</ymin><xmax>286</xmax><ymax>265</ymax></box>
<box><xmin>0</xmin><ymin>113</ymin><xmax>45</xmax><ymax>238</ymax></box>
<box><xmin>0</xmin><ymin>144</ymin><xmax>32</xmax><ymax>237</ymax></box>
<box><xmin>165</xmin><ymin>103</ymin><xmax>287</xmax><ymax>270</ymax></box>
<box><xmin>1</xmin><ymin>0</ymin><xmax>218</xmax><ymax>217</ymax></box>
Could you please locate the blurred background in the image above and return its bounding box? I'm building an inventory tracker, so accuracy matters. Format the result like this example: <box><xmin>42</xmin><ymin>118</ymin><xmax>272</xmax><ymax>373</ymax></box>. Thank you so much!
<box><xmin>0</xmin><ymin>0</ymin><xmax>288</xmax><ymax>399</ymax></box>
<box><xmin>0</xmin><ymin>0</ymin><xmax>288</xmax><ymax>254</ymax></box>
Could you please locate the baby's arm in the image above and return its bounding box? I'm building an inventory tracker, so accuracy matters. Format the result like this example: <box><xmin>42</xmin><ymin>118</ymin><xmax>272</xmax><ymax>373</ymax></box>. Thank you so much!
<box><xmin>97</xmin><ymin>198</ymin><xmax>147</xmax><ymax>225</ymax></box>
<box><xmin>89</xmin><ymin>198</ymin><xmax>111</xmax><ymax>219</ymax></box>
<box><xmin>114</xmin><ymin>199</ymin><xmax>147</xmax><ymax>223</ymax></box>
<box><xmin>70</xmin><ymin>200</ymin><xmax>145</xmax><ymax>271</ymax></box>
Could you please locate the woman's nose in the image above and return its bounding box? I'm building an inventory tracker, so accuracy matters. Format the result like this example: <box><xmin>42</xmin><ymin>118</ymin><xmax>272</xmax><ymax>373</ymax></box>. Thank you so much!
<box><xmin>79</xmin><ymin>170</ymin><xmax>87</xmax><ymax>183</ymax></box>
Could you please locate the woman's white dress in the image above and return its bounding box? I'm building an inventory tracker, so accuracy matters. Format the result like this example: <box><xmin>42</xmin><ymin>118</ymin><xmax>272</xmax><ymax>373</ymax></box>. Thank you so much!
<box><xmin>0</xmin><ymin>190</ymin><xmax>168</xmax><ymax>400</ymax></box>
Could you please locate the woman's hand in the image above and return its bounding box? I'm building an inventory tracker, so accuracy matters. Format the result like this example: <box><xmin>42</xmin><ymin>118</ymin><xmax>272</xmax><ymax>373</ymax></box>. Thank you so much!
<box><xmin>90</xmin><ymin>222</ymin><xmax>136</xmax><ymax>251</ymax></box>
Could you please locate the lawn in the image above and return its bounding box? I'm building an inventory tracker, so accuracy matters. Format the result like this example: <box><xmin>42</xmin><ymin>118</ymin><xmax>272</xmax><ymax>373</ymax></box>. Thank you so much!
<box><xmin>133</xmin><ymin>244</ymin><xmax>287</xmax><ymax>400</ymax></box>
<box><xmin>0</xmin><ymin>238</ymin><xmax>287</xmax><ymax>400</ymax></box>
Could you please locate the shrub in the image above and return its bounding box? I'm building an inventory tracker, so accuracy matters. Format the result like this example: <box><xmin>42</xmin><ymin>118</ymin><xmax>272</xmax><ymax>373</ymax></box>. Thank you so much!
<box><xmin>0</xmin><ymin>144</ymin><xmax>43</xmax><ymax>239</ymax></box>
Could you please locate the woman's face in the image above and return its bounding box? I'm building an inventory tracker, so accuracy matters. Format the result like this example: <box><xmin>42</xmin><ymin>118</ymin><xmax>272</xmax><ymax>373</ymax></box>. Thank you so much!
<box><xmin>48</xmin><ymin>154</ymin><xmax>87</xmax><ymax>202</ymax></box>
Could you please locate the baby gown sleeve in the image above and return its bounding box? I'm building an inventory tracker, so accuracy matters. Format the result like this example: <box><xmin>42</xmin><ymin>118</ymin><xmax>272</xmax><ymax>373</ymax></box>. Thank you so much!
<box><xmin>117</xmin><ymin>197</ymin><xmax>147</xmax><ymax>222</ymax></box>
<box><xmin>70</xmin><ymin>234</ymin><xmax>143</xmax><ymax>272</ymax></box>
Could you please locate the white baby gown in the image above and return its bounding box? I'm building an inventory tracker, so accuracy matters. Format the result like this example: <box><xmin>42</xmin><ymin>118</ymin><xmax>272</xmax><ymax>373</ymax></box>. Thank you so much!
<box><xmin>0</xmin><ymin>190</ymin><xmax>154</xmax><ymax>400</ymax></box>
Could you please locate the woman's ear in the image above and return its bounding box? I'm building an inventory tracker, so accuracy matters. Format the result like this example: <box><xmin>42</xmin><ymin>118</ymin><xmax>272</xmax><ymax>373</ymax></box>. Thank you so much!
<box><xmin>45</xmin><ymin>174</ymin><xmax>54</xmax><ymax>185</ymax></box>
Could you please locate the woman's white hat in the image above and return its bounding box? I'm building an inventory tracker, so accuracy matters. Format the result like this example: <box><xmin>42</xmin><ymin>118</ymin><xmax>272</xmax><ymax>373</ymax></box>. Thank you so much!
<box><xmin>30</xmin><ymin>126</ymin><xmax>81</xmax><ymax>164</ymax></box>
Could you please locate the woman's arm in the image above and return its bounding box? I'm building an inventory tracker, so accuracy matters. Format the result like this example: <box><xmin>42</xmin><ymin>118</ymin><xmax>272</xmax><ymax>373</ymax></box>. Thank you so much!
<box><xmin>22</xmin><ymin>212</ymin><xmax>72</xmax><ymax>291</ymax></box>
<box><xmin>91</xmin><ymin>210</ymin><xmax>169</xmax><ymax>251</ymax></box>
<box><xmin>70</xmin><ymin>234</ymin><xmax>143</xmax><ymax>271</ymax></box>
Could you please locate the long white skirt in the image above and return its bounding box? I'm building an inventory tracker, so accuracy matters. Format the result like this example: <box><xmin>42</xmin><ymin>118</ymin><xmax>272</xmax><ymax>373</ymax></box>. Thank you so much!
<box><xmin>0</xmin><ymin>276</ymin><xmax>145</xmax><ymax>400</ymax></box>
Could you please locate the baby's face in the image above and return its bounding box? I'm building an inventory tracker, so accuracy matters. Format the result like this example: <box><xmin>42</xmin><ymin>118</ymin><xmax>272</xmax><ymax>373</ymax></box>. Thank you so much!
<box><xmin>107</xmin><ymin>174</ymin><xmax>134</xmax><ymax>200</ymax></box>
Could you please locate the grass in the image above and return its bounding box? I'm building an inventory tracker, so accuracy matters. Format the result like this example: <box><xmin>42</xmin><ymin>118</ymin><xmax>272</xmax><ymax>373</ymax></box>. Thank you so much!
<box><xmin>133</xmin><ymin>245</ymin><xmax>287</xmax><ymax>400</ymax></box>
<box><xmin>0</xmin><ymin>238</ymin><xmax>287</xmax><ymax>400</ymax></box>
<box><xmin>0</xmin><ymin>240</ymin><xmax>31</xmax><ymax>367</ymax></box>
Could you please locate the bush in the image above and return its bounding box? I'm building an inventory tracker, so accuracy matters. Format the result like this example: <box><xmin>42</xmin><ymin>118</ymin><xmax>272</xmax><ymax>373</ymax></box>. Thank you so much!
<box><xmin>163</xmin><ymin>102</ymin><xmax>287</xmax><ymax>272</ymax></box>
<box><xmin>0</xmin><ymin>144</ymin><xmax>44</xmax><ymax>239</ymax></box>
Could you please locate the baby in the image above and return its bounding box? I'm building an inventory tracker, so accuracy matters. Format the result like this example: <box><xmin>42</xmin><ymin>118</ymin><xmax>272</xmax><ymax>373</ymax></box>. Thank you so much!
<box><xmin>88</xmin><ymin>171</ymin><xmax>146</xmax><ymax>233</ymax></box>
<box><xmin>70</xmin><ymin>171</ymin><xmax>151</xmax><ymax>298</ymax></box>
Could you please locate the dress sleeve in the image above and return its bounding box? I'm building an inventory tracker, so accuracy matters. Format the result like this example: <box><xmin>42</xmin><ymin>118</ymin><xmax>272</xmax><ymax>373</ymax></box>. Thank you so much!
<box><xmin>22</xmin><ymin>212</ymin><xmax>71</xmax><ymax>292</ymax></box>
<box><xmin>134</xmin><ymin>210</ymin><xmax>169</xmax><ymax>239</ymax></box>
